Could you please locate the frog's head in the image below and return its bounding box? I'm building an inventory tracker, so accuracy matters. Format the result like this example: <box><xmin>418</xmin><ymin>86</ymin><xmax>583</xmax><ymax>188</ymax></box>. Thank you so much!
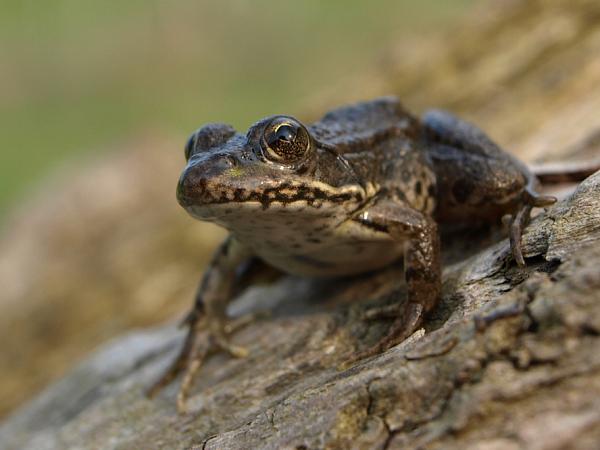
<box><xmin>177</xmin><ymin>116</ymin><xmax>369</xmax><ymax>225</ymax></box>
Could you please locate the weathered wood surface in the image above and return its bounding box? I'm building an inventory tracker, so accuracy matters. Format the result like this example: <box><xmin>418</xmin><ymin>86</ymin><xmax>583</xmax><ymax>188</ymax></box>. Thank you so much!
<box><xmin>1</xmin><ymin>0</ymin><xmax>600</xmax><ymax>448</ymax></box>
<box><xmin>1</xmin><ymin>172</ymin><xmax>599</xmax><ymax>450</ymax></box>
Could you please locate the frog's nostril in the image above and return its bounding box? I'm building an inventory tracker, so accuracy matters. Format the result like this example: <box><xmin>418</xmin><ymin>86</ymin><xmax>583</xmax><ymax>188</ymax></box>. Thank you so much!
<box><xmin>222</xmin><ymin>155</ymin><xmax>238</xmax><ymax>168</ymax></box>
<box><xmin>177</xmin><ymin>167</ymin><xmax>202</xmax><ymax>207</ymax></box>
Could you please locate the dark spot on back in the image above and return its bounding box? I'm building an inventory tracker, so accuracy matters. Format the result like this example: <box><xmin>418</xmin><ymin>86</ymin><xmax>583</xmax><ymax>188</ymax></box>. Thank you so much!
<box><xmin>428</xmin><ymin>184</ymin><xmax>436</xmax><ymax>197</ymax></box>
<box><xmin>415</xmin><ymin>181</ymin><xmax>422</xmax><ymax>195</ymax></box>
<box><xmin>452</xmin><ymin>179</ymin><xmax>474</xmax><ymax>204</ymax></box>
<box><xmin>393</xmin><ymin>188</ymin><xmax>408</xmax><ymax>203</ymax></box>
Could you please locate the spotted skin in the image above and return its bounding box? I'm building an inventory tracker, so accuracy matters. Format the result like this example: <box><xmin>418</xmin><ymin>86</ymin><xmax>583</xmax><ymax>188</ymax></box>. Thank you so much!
<box><xmin>149</xmin><ymin>97</ymin><xmax>554</xmax><ymax>412</ymax></box>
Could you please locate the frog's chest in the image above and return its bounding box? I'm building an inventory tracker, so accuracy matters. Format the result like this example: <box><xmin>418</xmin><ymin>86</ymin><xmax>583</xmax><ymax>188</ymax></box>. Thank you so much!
<box><xmin>228</xmin><ymin>208</ymin><xmax>406</xmax><ymax>277</ymax></box>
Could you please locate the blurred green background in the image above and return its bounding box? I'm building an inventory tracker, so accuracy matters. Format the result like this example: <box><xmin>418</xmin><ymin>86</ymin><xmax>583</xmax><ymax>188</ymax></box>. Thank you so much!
<box><xmin>0</xmin><ymin>0</ymin><xmax>484</xmax><ymax>421</ymax></box>
<box><xmin>0</xmin><ymin>0</ymin><xmax>473</xmax><ymax>217</ymax></box>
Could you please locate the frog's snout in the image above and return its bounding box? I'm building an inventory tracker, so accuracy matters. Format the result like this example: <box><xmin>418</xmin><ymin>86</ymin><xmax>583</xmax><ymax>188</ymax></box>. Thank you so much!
<box><xmin>177</xmin><ymin>154</ymin><xmax>238</xmax><ymax>208</ymax></box>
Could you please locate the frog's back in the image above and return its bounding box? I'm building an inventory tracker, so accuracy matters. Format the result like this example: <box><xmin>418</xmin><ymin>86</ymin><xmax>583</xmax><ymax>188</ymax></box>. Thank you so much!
<box><xmin>309</xmin><ymin>96</ymin><xmax>419</xmax><ymax>155</ymax></box>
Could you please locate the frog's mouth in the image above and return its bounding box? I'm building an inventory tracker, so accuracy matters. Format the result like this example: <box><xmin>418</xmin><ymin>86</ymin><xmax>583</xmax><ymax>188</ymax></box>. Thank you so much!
<box><xmin>178</xmin><ymin>178</ymin><xmax>367</xmax><ymax>218</ymax></box>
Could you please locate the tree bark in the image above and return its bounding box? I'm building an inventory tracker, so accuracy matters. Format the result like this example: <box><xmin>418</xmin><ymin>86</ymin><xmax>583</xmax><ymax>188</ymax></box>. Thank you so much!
<box><xmin>2</xmin><ymin>0</ymin><xmax>600</xmax><ymax>448</ymax></box>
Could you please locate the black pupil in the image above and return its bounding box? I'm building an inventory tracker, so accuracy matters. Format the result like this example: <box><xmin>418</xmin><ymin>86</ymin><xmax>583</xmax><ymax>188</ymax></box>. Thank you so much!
<box><xmin>271</xmin><ymin>124</ymin><xmax>296</xmax><ymax>145</ymax></box>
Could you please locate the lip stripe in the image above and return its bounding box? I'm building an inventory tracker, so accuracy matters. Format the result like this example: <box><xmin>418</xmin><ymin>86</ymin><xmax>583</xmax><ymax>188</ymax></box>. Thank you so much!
<box><xmin>188</xmin><ymin>182</ymin><xmax>365</xmax><ymax>210</ymax></box>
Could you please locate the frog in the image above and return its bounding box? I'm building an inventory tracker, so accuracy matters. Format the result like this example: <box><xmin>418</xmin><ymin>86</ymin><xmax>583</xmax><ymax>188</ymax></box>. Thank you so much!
<box><xmin>148</xmin><ymin>96</ymin><xmax>558</xmax><ymax>412</ymax></box>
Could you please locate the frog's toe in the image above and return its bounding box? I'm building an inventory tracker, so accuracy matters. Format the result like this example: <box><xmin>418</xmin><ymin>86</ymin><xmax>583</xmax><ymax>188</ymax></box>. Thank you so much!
<box><xmin>362</xmin><ymin>302</ymin><xmax>407</xmax><ymax>321</ymax></box>
<box><xmin>176</xmin><ymin>326</ymin><xmax>250</xmax><ymax>414</ymax></box>
<box><xmin>146</xmin><ymin>316</ymin><xmax>204</xmax><ymax>400</ymax></box>
<box><xmin>228</xmin><ymin>344</ymin><xmax>249</xmax><ymax>358</ymax></box>
<box><xmin>213</xmin><ymin>335</ymin><xmax>249</xmax><ymax>358</ymax></box>
<box><xmin>340</xmin><ymin>301</ymin><xmax>424</xmax><ymax>369</ymax></box>
<box><xmin>176</xmin><ymin>329</ymin><xmax>211</xmax><ymax>414</ymax></box>
<box><xmin>215</xmin><ymin>312</ymin><xmax>264</xmax><ymax>357</ymax></box>
<box><xmin>508</xmin><ymin>188</ymin><xmax>557</xmax><ymax>267</ymax></box>
<box><xmin>223</xmin><ymin>311</ymin><xmax>265</xmax><ymax>334</ymax></box>
<box><xmin>525</xmin><ymin>186</ymin><xmax>556</xmax><ymax>207</ymax></box>
<box><xmin>148</xmin><ymin>313</ymin><xmax>255</xmax><ymax>413</ymax></box>
<box><xmin>508</xmin><ymin>207</ymin><xmax>529</xmax><ymax>268</ymax></box>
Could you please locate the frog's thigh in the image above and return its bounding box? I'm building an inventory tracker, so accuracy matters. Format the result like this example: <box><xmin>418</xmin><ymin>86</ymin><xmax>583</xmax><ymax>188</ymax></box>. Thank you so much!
<box><xmin>422</xmin><ymin>110</ymin><xmax>530</xmax><ymax>221</ymax></box>
<box><xmin>422</xmin><ymin>110</ymin><xmax>555</xmax><ymax>266</ymax></box>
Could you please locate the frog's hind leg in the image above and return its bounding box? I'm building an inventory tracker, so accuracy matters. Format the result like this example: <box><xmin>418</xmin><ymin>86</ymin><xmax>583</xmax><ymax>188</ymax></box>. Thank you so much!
<box><xmin>422</xmin><ymin>110</ymin><xmax>556</xmax><ymax>267</ymax></box>
<box><xmin>147</xmin><ymin>237</ymin><xmax>256</xmax><ymax>413</ymax></box>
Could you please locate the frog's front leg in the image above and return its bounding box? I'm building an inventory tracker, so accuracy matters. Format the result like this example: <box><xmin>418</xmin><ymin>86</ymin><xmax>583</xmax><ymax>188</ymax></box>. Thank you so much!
<box><xmin>147</xmin><ymin>236</ymin><xmax>253</xmax><ymax>413</ymax></box>
<box><xmin>351</xmin><ymin>200</ymin><xmax>441</xmax><ymax>361</ymax></box>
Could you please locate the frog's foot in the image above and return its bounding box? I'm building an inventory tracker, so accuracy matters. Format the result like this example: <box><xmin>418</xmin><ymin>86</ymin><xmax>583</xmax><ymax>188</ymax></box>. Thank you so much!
<box><xmin>147</xmin><ymin>313</ymin><xmax>253</xmax><ymax>414</ymax></box>
<box><xmin>506</xmin><ymin>187</ymin><xmax>556</xmax><ymax>267</ymax></box>
<box><xmin>341</xmin><ymin>300</ymin><xmax>424</xmax><ymax>368</ymax></box>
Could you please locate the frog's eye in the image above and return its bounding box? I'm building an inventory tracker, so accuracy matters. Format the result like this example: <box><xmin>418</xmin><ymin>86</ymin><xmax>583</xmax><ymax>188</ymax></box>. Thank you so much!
<box><xmin>261</xmin><ymin>117</ymin><xmax>311</xmax><ymax>164</ymax></box>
